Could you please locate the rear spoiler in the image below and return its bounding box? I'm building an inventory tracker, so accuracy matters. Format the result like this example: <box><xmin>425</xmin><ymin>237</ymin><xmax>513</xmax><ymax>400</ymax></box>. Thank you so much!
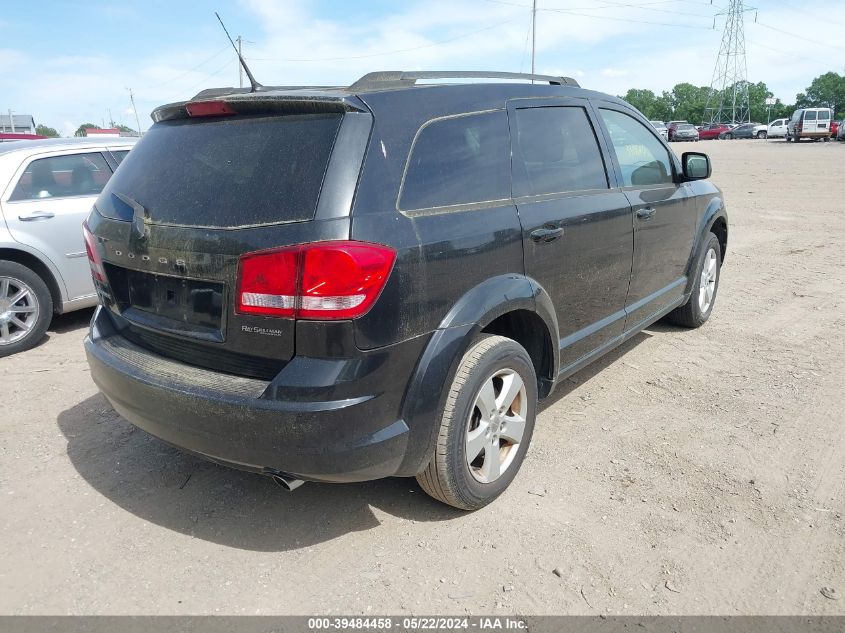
<box><xmin>151</xmin><ymin>92</ymin><xmax>366</xmax><ymax>123</ymax></box>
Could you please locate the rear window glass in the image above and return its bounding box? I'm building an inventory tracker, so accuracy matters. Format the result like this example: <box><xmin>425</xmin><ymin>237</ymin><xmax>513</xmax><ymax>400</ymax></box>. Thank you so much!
<box><xmin>96</xmin><ymin>113</ymin><xmax>343</xmax><ymax>228</ymax></box>
<box><xmin>818</xmin><ymin>110</ymin><xmax>830</xmax><ymax>120</ymax></box>
<box><xmin>805</xmin><ymin>111</ymin><xmax>817</xmax><ymax>121</ymax></box>
<box><xmin>9</xmin><ymin>152</ymin><xmax>111</xmax><ymax>201</ymax></box>
<box><xmin>400</xmin><ymin>110</ymin><xmax>510</xmax><ymax>211</ymax></box>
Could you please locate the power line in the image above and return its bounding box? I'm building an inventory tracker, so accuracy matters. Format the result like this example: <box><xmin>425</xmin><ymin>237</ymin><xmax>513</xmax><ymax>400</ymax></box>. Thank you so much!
<box><xmin>244</xmin><ymin>18</ymin><xmax>518</xmax><ymax>62</ymax></box>
<box><xmin>753</xmin><ymin>21</ymin><xmax>845</xmax><ymax>53</ymax></box>
<box><xmin>142</xmin><ymin>44</ymin><xmax>231</xmax><ymax>91</ymax></box>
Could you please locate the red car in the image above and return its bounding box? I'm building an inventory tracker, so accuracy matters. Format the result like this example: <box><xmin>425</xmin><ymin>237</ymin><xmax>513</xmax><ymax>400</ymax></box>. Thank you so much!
<box><xmin>698</xmin><ymin>124</ymin><xmax>731</xmax><ymax>140</ymax></box>
<box><xmin>831</xmin><ymin>120</ymin><xmax>840</xmax><ymax>138</ymax></box>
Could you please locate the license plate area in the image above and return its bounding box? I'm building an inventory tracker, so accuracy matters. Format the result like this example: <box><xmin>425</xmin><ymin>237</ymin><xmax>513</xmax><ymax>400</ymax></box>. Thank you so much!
<box><xmin>106</xmin><ymin>265</ymin><xmax>225</xmax><ymax>340</ymax></box>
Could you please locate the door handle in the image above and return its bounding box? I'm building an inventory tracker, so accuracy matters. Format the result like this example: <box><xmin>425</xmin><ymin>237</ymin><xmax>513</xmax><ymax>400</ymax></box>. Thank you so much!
<box><xmin>18</xmin><ymin>210</ymin><xmax>55</xmax><ymax>222</ymax></box>
<box><xmin>636</xmin><ymin>207</ymin><xmax>656</xmax><ymax>220</ymax></box>
<box><xmin>530</xmin><ymin>226</ymin><xmax>564</xmax><ymax>243</ymax></box>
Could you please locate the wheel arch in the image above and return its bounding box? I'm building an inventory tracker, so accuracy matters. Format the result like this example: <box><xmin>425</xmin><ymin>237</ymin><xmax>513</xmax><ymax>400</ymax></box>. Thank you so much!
<box><xmin>684</xmin><ymin>199</ymin><xmax>728</xmax><ymax>296</ymax></box>
<box><xmin>0</xmin><ymin>246</ymin><xmax>64</xmax><ymax>314</ymax></box>
<box><xmin>396</xmin><ymin>274</ymin><xmax>559</xmax><ymax>476</ymax></box>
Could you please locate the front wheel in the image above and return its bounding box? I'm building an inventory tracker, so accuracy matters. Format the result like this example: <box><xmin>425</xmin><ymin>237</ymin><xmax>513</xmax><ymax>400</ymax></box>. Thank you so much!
<box><xmin>757</xmin><ymin>131</ymin><xmax>767</xmax><ymax>139</ymax></box>
<box><xmin>665</xmin><ymin>234</ymin><xmax>721</xmax><ymax>328</ymax></box>
<box><xmin>416</xmin><ymin>335</ymin><xmax>538</xmax><ymax>510</ymax></box>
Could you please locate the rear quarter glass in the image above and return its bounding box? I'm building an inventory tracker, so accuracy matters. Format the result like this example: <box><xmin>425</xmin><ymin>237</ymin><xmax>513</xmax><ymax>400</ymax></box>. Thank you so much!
<box><xmin>94</xmin><ymin>113</ymin><xmax>343</xmax><ymax>229</ymax></box>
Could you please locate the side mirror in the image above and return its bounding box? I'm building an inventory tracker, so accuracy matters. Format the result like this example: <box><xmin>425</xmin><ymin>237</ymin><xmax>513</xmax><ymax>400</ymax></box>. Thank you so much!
<box><xmin>682</xmin><ymin>152</ymin><xmax>711</xmax><ymax>180</ymax></box>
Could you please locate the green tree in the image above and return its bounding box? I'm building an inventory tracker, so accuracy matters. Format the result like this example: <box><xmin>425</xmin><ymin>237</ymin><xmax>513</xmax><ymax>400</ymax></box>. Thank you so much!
<box><xmin>665</xmin><ymin>83</ymin><xmax>711</xmax><ymax>123</ymax></box>
<box><xmin>115</xmin><ymin>124</ymin><xmax>138</xmax><ymax>136</ymax></box>
<box><xmin>798</xmin><ymin>71</ymin><xmax>845</xmax><ymax>117</ymax></box>
<box><xmin>74</xmin><ymin>123</ymin><xmax>99</xmax><ymax>137</ymax></box>
<box><xmin>619</xmin><ymin>88</ymin><xmax>671</xmax><ymax>121</ymax></box>
<box><xmin>35</xmin><ymin>124</ymin><xmax>59</xmax><ymax>137</ymax></box>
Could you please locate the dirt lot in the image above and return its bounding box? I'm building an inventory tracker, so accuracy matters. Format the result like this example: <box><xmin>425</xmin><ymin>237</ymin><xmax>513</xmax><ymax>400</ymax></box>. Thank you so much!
<box><xmin>1</xmin><ymin>139</ymin><xmax>843</xmax><ymax>615</ymax></box>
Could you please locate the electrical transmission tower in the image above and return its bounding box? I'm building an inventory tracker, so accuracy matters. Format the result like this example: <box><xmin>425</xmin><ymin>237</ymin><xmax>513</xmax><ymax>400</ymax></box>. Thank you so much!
<box><xmin>704</xmin><ymin>0</ymin><xmax>753</xmax><ymax>125</ymax></box>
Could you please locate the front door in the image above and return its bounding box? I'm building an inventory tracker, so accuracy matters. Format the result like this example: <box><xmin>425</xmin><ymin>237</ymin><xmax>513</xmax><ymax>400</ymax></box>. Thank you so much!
<box><xmin>1</xmin><ymin>150</ymin><xmax>113</xmax><ymax>300</ymax></box>
<box><xmin>594</xmin><ymin>105</ymin><xmax>698</xmax><ymax>329</ymax></box>
<box><xmin>511</xmin><ymin>99</ymin><xmax>634</xmax><ymax>369</ymax></box>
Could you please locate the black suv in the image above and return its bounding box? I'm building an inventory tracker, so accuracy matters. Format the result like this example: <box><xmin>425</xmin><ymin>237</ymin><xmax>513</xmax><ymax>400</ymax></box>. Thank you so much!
<box><xmin>84</xmin><ymin>71</ymin><xmax>728</xmax><ymax>510</ymax></box>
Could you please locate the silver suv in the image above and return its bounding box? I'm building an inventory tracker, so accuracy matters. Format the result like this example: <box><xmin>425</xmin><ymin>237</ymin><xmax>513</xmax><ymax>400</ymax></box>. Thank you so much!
<box><xmin>0</xmin><ymin>137</ymin><xmax>135</xmax><ymax>356</ymax></box>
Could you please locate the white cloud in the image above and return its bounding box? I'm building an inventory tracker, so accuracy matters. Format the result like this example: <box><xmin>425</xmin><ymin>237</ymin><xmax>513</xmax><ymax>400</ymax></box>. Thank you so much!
<box><xmin>1</xmin><ymin>0</ymin><xmax>841</xmax><ymax>132</ymax></box>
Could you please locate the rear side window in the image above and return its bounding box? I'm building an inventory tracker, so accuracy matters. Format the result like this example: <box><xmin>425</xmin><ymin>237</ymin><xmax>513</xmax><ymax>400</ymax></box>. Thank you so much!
<box><xmin>9</xmin><ymin>152</ymin><xmax>111</xmax><ymax>201</ymax></box>
<box><xmin>513</xmin><ymin>106</ymin><xmax>608</xmax><ymax>197</ymax></box>
<box><xmin>400</xmin><ymin>110</ymin><xmax>510</xmax><ymax>211</ymax></box>
<box><xmin>599</xmin><ymin>109</ymin><xmax>674</xmax><ymax>187</ymax></box>
<box><xmin>109</xmin><ymin>150</ymin><xmax>130</xmax><ymax>165</ymax></box>
<box><xmin>96</xmin><ymin>113</ymin><xmax>343</xmax><ymax>228</ymax></box>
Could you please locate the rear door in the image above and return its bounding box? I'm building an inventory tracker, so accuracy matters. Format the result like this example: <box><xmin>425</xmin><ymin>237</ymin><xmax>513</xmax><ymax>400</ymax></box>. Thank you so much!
<box><xmin>510</xmin><ymin>98</ymin><xmax>634</xmax><ymax>368</ymax></box>
<box><xmin>803</xmin><ymin>110</ymin><xmax>818</xmax><ymax>134</ymax></box>
<box><xmin>2</xmin><ymin>150</ymin><xmax>114</xmax><ymax>300</ymax></box>
<box><xmin>594</xmin><ymin>105</ymin><xmax>698</xmax><ymax>329</ymax></box>
<box><xmin>817</xmin><ymin>109</ymin><xmax>831</xmax><ymax>135</ymax></box>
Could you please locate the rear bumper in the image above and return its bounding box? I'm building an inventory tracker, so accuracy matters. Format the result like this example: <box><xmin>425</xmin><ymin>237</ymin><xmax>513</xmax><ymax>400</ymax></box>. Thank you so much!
<box><xmin>85</xmin><ymin>307</ymin><xmax>429</xmax><ymax>483</ymax></box>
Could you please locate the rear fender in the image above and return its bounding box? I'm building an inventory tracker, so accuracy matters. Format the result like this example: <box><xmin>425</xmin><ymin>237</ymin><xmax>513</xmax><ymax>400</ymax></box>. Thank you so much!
<box><xmin>396</xmin><ymin>274</ymin><xmax>559</xmax><ymax>475</ymax></box>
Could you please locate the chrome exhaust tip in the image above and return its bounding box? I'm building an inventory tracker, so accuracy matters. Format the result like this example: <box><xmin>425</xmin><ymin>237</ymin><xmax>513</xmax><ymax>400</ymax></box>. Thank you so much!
<box><xmin>271</xmin><ymin>473</ymin><xmax>305</xmax><ymax>491</ymax></box>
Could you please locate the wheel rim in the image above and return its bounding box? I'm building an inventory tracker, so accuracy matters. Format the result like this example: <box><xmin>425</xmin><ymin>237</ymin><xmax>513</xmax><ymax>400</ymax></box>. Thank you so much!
<box><xmin>698</xmin><ymin>248</ymin><xmax>718</xmax><ymax>313</ymax></box>
<box><xmin>0</xmin><ymin>276</ymin><xmax>40</xmax><ymax>346</ymax></box>
<box><xmin>465</xmin><ymin>368</ymin><xmax>527</xmax><ymax>484</ymax></box>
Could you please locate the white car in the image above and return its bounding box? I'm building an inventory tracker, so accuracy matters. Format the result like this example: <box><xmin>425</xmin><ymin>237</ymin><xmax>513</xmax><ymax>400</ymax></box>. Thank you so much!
<box><xmin>650</xmin><ymin>120</ymin><xmax>668</xmax><ymax>140</ymax></box>
<box><xmin>0</xmin><ymin>137</ymin><xmax>136</xmax><ymax>356</ymax></box>
<box><xmin>767</xmin><ymin>118</ymin><xmax>789</xmax><ymax>138</ymax></box>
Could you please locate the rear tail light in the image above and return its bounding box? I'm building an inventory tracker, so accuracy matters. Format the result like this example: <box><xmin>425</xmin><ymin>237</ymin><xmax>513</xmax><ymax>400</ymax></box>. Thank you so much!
<box><xmin>236</xmin><ymin>241</ymin><xmax>396</xmax><ymax>320</ymax></box>
<box><xmin>82</xmin><ymin>221</ymin><xmax>105</xmax><ymax>283</ymax></box>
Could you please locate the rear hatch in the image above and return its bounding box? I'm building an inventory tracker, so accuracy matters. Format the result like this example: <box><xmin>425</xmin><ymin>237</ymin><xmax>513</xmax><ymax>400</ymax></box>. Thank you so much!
<box><xmin>89</xmin><ymin>97</ymin><xmax>362</xmax><ymax>379</ymax></box>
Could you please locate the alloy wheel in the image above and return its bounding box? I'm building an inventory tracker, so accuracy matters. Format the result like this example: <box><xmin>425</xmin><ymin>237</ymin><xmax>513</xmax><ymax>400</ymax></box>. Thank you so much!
<box><xmin>465</xmin><ymin>368</ymin><xmax>527</xmax><ymax>484</ymax></box>
<box><xmin>698</xmin><ymin>248</ymin><xmax>718</xmax><ymax>313</ymax></box>
<box><xmin>0</xmin><ymin>276</ymin><xmax>40</xmax><ymax>346</ymax></box>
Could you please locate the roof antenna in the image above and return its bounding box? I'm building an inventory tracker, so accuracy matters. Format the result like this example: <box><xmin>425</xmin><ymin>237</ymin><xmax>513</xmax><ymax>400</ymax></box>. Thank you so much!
<box><xmin>215</xmin><ymin>12</ymin><xmax>263</xmax><ymax>92</ymax></box>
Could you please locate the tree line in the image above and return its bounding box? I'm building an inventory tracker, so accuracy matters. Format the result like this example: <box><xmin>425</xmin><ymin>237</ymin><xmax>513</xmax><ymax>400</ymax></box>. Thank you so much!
<box><xmin>621</xmin><ymin>71</ymin><xmax>845</xmax><ymax>125</ymax></box>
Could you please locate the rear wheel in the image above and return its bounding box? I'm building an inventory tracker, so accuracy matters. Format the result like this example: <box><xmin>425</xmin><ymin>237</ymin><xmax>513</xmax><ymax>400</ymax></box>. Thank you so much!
<box><xmin>665</xmin><ymin>234</ymin><xmax>721</xmax><ymax>328</ymax></box>
<box><xmin>416</xmin><ymin>335</ymin><xmax>537</xmax><ymax>510</ymax></box>
<box><xmin>0</xmin><ymin>261</ymin><xmax>53</xmax><ymax>358</ymax></box>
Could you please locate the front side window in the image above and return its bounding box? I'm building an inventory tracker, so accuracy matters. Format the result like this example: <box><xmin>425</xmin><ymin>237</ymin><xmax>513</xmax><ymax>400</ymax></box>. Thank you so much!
<box><xmin>400</xmin><ymin>110</ymin><xmax>510</xmax><ymax>211</ymax></box>
<box><xmin>9</xmin><ymin>152</ymin><xmax>111</xmax><ymax>201</ymax></box>
<box><xmin>513</xmin><ymin>106</ymin><xmax>608</xmax><ymax>197</ymax></box>
<box><xmin>599</xmin><ymin>109</ymin><xmax>674</xmax><ymax>187</ymax></box>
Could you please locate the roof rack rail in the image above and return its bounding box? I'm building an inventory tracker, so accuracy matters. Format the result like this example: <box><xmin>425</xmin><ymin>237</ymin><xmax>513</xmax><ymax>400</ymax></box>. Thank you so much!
<box><xmin>349</xmin><ymin>71</ymin><xmax>580</xmax><ymax>91</ymax></box>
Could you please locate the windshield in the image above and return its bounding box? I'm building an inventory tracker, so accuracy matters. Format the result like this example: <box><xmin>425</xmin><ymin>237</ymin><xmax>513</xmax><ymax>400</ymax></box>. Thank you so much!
<box><xmin>95</xmin><ymin>113</ymin><xmax>343</xmax><ymax>229</ymax></box>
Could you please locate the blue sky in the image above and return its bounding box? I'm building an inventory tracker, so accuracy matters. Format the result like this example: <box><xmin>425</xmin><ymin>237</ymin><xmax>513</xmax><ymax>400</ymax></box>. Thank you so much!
<box><xmin>1</xmin><ymin>0</ymin><xmax>841</xmax><ymax>135</ymax></box>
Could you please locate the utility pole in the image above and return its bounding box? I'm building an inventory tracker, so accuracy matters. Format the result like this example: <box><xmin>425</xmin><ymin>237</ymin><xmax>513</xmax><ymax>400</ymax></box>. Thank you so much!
<box><xmin>7</xmin><ymin>109</ymin><xmax>13</xmax><ymax>133</ymax></box>
<box><xmin>531</xmin><ymin>0</ymin><xmax>537</xmax><ymax>82</ymax></box>
<box><xmin>128</xmin><ymin>88</ymin><xmax>142</xmax><ymax>136</ymax></box>
<box><xmin>236</xmin><ymin>35</ymin><xmax>243</xmax><ymax>88</ymax></box>
<box><xmin>108</xmin><ymin>108</ymin><xmax>114</xmax><ymax>128</ymax></box>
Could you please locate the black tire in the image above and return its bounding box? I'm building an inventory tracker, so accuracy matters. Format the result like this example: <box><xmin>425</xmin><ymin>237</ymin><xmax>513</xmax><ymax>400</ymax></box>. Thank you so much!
<box><xmin>665</xmin><ymin>233</ymin><xmax>721</xmax><ymax>329</ymax></box>
<box><xmin>757</xmin><ymin>131</ymin><xmax>767</xmax><ymax>139</ymax></box>
<box><xmin>416</xmin><ymin>335</ymin><xmax>538</xmax><ymax>511</ymax></box>
<box><xmin>0</xmin><ymin>260</ymin><xmax>53</xmax><ymax>357</ymax></box>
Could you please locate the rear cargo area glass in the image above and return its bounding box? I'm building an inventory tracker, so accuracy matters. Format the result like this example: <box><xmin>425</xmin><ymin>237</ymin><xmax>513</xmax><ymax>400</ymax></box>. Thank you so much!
<box><xmin>96</xmin><ymin>113</ymin><xmax>343</xmax><ymax>228</ymax></box>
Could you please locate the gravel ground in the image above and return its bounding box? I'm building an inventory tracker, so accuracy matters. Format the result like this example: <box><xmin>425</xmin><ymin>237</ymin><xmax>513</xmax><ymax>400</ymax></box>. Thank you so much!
<box><xmin>1</xmin><ymin>138</ymin><xmax>843</xmax><ymax>615</ymax></box>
